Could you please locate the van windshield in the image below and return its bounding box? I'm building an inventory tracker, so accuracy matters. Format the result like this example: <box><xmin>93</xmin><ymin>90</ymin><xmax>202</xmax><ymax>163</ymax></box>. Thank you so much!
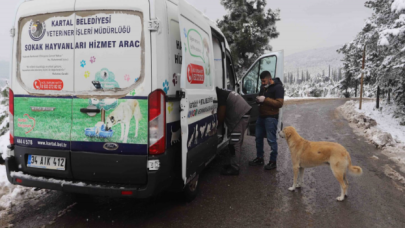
<box><xmin>18</xmin><ymin>11</ymin><xmax>145</xmax><ymax>98</ymax></box>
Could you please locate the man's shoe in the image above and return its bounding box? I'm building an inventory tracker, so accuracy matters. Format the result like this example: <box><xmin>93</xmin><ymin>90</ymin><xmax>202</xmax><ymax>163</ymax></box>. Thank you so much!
<box><xmin>221</xmin><ymin>166</ymin><xmax>240</xmax><ymax>176</ymax></box>
<box><xmin>249</xmin><ymin>157</ymin><xmax>264</xmax><ymax>166</ymax></box>
<box><xmin>264</xmin><ymin>161</ymin><xmax>277</xmax><ymax>170</ymax></box>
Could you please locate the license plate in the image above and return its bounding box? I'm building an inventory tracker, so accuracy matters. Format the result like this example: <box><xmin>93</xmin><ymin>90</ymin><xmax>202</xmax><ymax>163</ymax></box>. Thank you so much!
<box><xmin>27</xmin><ymin>155</ymin><xmax>66</xmax><ymax>170</ymax></box>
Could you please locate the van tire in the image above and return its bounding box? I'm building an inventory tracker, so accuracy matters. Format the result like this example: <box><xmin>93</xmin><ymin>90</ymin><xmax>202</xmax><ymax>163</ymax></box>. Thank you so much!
<box><xmin>183</xmin><ymin>175</ymin><xmax>199</xmax><ymax>202</ymax></box>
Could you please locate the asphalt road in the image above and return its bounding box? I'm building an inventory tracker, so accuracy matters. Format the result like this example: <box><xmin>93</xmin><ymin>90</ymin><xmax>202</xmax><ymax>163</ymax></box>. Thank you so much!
<box><xmin>7</xmin><ymin>99</ymin><xmax>405</xmax><ymax>228</ymax></box>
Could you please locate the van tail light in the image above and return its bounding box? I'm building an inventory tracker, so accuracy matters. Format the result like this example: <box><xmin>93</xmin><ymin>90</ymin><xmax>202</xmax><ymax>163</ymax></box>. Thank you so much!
<box><xmin>9</xmin><ymin>88</ymin><xmax>14</xmax><ymax>145</ymax></box>
<box><xmin>121</xmin><ymin>191</ymin><xmax>133</xmax><ymax>196</ymax></box>
<box><xmin>148</xmin><ymin>90</ymin><xmax>166</xmax><ymax>155</ymax></box>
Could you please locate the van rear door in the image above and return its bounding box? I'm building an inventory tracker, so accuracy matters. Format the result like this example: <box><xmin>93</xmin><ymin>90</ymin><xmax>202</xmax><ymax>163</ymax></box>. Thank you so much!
<box><xmin>70</xmin><ymin>0</ymin><xmax>151</xmax><ymax>184</ymax></box>
<box><xmin>178</xmin><ymin>0</ymin><xmax>218</xmax><ymax>184</ymax></box>
<box><xmin>15</xmin><ymin>1</ymin><xmax>76</xmax><ymax>151</ymax></box>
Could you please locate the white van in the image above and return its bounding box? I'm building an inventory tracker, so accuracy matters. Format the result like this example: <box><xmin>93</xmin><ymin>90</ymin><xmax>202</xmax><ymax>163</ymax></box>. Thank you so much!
<box><xmin>5</xmin><ymin>0</ymin><xmax>283</xmax><ymax>200</ymax></box>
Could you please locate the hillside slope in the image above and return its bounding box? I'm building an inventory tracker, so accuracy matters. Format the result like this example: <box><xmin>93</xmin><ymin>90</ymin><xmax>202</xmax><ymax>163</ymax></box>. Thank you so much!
<box><xmin>284</xmin><ymin>45</ymin><xmax>343</xmax><ymax>77</ymax></box>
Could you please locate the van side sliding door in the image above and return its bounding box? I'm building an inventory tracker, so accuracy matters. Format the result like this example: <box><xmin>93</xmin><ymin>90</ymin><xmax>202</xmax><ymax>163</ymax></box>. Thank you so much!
<box><xmin>178</xmin><ymin>0</ymin><xmax>218</xmax><ymax>184</ymax></box>
<box><xmin>240</xmin><ymin>50</ymin><xmax>284</xmax><ymax>136</ymax></box>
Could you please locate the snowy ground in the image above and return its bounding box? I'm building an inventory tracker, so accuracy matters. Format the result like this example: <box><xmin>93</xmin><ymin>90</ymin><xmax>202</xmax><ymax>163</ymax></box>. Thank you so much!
<box><xmin>338</xmin><ymin>100</ymin><xmax>405</xmax><ymax>170</ymax></box>
<box><xmin>0</xmin><ymin>106</ymin><xmax>48</xmax><ymax>223</ymax></box>
<box><xmin>0</xmin><ymin>165</ymin><xmax>48</xmax><ymax>224</ymax></box>
<box><xmin>284</xmin><ymin>96</ymin><xmax>340</xmax><ymax>100</ymax></box>
<box><xmin>1</xmin><ymin>133</ymin><xmax>48</xmax><ymax>224</ymax></box>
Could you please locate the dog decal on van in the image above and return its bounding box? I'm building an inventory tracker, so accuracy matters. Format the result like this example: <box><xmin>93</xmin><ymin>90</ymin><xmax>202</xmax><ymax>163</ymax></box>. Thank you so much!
<box><xmin>105</xmin><ymin>100</ymin><xmax>143</xmax><ymax>143</ymax></box>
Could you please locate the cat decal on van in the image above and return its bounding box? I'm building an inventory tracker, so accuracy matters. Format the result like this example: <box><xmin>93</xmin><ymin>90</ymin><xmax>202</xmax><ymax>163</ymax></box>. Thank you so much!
<box><xmin>94</xmin><ymin>68</ymin><xmax>120</xmax><ymax>89</ymax></box>
<box><xmin>202</xmin><ymin>37</ymin><xmax>212</xmax><ymax>87</ymax></box>
<box><xmin>187</xmin><ymin>113</ymin><xmax>217</xmax><ymax>150</ymax></box>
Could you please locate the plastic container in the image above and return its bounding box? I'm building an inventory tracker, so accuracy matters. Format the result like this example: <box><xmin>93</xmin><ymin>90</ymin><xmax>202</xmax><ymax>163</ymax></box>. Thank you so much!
<box><xmin>84</xmin><ymin>127</ymin><xmax>114</xmax><ymax>138</ymax></box>
<box><xmin>99</xmin><ymin>129</ymin><xmax>114</xmax><ymax>138</ymax></box>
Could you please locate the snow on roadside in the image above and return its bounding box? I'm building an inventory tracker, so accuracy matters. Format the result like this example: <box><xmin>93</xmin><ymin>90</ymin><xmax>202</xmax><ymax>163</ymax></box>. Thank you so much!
<box><xmin>284</xmin><ymin>96</ymin><xmax>343</xmax><ymax>101</ymax></box>
<box><xmin>0</xmin><ymin>133</ymin><xmax>46</xmax><ymax>220</ymax></box>
<box><xmin>0</xmin><ymin>165</ymin><xmax>48</xmax><ymax>219</ymax></box>
<box><xmin>338</xmin><ymin>100</ymin><xmax>405</xmax><ymax>168</ymax></box>
<box><xmin>284</xmin><ymin>96</ymin><xmax>374</xmax><ymax>101</ymax></box>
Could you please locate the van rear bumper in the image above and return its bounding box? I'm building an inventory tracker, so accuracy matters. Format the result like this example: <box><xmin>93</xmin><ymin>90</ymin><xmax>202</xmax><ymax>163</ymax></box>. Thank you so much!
<box><xmin>5</xmin><ymin>146</ymin><xmax>178</xmax><ymax>198</ymax></box>
<box><xmin>6</xmin><ymin>156</ymin><xmax>163</xmax><ymax>198</ymax></box>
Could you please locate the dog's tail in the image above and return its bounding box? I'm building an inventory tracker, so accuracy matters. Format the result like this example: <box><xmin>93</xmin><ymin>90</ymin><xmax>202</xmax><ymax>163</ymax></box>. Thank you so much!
<box><xmin>347</xmin><ymin>153</ymin><xmax>363</xmax><ymax>176</ymax></box>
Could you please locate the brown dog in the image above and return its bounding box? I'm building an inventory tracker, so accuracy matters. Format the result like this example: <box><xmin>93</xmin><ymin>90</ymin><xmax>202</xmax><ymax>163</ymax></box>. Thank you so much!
<box><xmin>279</xmin><ymin>126</ymin><xmax>363</xmax><ymax>201</ymax></box>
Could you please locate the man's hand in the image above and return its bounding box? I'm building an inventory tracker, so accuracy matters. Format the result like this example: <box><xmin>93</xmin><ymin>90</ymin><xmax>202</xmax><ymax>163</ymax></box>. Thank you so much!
<box><xmin>256</xmin><ymin>96</ymin><xmax>265</xmax><ymax>103</ymax></box>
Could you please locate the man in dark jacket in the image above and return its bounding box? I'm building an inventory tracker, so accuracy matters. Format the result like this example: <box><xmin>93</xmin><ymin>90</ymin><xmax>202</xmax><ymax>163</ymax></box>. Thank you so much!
<box><xmin>216</xmin><ymin>87</ymin><xmax>251</xmax><ymax>175</ymax></box>
<box><xmin>249</xmin><ymin>71</ymin><xmax>284</xmax><ymax>170</ymax></box>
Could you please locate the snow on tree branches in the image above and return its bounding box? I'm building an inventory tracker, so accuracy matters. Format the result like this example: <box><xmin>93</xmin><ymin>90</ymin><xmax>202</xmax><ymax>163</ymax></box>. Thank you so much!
<box><xmin>339</xmin><ymin>0</ymin><xmax>405</xmax><ymax>110</ymax></box>
<box><xmin>217</xmin><ymin>0</ymin><xmax>280</xmax><ymax>78</ymax></box>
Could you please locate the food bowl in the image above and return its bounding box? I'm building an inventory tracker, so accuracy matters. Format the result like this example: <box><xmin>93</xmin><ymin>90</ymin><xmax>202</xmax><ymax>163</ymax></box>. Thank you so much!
<box><xmin>84</xmin><ymin>127</ymin><xmax>114</xmax><ymax>138</ymax></box>
<box><xmin>99</xmin><ymin>129</ymin><xmax>114</xmax><ymax>138</ymax></box>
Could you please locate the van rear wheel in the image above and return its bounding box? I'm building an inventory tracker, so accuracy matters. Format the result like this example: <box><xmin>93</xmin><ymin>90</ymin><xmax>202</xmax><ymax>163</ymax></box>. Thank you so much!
<box><xmin>183</xmin><ymin>175</ymin><xmax>199</xmax><ymax>202</ymax></box>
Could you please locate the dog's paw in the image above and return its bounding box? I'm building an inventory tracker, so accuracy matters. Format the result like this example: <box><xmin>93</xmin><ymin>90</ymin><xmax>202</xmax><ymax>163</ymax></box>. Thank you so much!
<box><xmin>336</xmin><ymin>196</ymin><xmax>345</xmax><ymax>201</ymax></box>
<box><xmin>288</xmin><ymin>187</ymin><xmax>295</xmax><ymax>191</ymax></box>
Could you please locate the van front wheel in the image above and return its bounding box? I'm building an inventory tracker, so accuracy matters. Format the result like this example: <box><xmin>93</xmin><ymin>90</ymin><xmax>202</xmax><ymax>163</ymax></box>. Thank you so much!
<box><xmin>183</xmin><ymin>175</ymin><xmax>199</xmax><ymax>202</ymax></box>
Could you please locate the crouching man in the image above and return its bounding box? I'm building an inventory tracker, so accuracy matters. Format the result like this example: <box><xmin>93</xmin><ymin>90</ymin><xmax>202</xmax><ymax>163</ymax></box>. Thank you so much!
<box><xmin>216</xmin><ymin>87</ymin><xmax>252</xmax><ymax>175</ymax></box>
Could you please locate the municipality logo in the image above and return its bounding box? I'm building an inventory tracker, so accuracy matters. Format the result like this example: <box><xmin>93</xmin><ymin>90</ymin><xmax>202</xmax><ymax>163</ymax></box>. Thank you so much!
<box><xmin>29</xmin><ymin>20</ymin><xmax>46</xmax><ymax>41</ymax></box>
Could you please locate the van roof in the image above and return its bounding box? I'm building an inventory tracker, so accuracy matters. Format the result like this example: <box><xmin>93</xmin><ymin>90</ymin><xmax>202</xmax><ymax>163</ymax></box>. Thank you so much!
<box><xmin>16</xmin><ymin>0</ymin><xmax>231</xmax><ymax>51</ymax></box>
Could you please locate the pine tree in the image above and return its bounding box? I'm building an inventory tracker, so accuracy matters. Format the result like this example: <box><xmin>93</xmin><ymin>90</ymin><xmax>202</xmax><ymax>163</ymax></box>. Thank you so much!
<box><xmin>0</xmin><ymin>86</ymin><xmax>9</xmax><ymax>136</ymax></box>
<box><xmin>217</xmin><ymin>0</ymin><xmax>280</xmax><ymax>77</ymax></box>
<box><xmin>338</xmin><ymin>67</ymin><xmax>342</xmax><ymax>81</ymax></box>
<box><xmin>301</xmin><ymin>70</ymin><xmax>304</xmax><ymax>83</ymax></box>
<box><xmin>306</xmin><ymin>70</ymin><xmax>310</xmax><ymax>82</ymax></box>
<box><xmin>339</xmin><ymin>0</ymin><xmax>405</xmax><ymax>105</ymax></box>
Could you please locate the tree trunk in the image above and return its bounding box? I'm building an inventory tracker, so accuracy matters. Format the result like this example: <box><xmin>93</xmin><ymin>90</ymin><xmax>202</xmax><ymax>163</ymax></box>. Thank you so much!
<box><xmin>388</xmin><ymin>88</ymin><xmax>391</xmax><ymax>104</ymax></box>
<box><xmin>403</xmin><ymin>83</ymin><xmax>405</xmax><ymax>106</ymax></box>
<box><xmin>359</xmin><ymin>45</ymin><xmax>366</xmax><ymax>110</ymax></box>
<box><xmin>377</xmin><ymin>86</ymin><xmax>380</xmax><ymax>109</ymax></box>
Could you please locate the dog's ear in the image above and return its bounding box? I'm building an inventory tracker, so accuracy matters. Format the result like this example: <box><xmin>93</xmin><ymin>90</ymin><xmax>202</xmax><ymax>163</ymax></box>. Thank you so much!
<box><xmin>110</xmin><ymin>116</ymin><xmax>115</xmax><ymax>124</ymax></box>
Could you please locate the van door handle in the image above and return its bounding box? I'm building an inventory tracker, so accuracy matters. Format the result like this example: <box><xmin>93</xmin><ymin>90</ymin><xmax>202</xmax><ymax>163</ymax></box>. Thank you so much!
<box><xmin>80</xmin><ymin>108</ymin><xmax>101</xmax><ymax>114</ymax></box>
